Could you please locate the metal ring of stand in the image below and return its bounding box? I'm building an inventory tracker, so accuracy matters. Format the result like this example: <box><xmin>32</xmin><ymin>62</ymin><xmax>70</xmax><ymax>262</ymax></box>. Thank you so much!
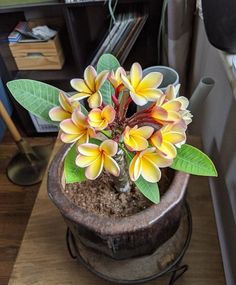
<box><xmin>66</xmin><ymin>202</ymin><xmax>192</xmax><ymax>285</ymax></box>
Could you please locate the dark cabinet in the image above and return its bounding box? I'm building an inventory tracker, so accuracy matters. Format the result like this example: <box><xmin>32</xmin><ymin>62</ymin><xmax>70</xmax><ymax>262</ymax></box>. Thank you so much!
<box><xmin>0</xmin><ymin>0</ymin><xmax>163</xmax><ymax>135</ymax></box>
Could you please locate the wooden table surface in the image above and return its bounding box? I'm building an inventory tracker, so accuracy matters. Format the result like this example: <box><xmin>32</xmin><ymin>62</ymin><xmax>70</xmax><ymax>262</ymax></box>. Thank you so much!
<box><xmin>8</xmin><ymin>138</ymin><xmax>226</xmax><ymax>285</ymax></box>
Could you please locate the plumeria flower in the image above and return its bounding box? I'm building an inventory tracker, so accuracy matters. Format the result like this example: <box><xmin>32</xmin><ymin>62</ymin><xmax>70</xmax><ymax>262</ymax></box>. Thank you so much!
<box><xmin>121</xmin><ymin>62</ymin><xmax>163</xmax><ymax>106</ymax></box>
<box><xmin>180</xmin><ymin>109</ymin><xmax>193</xmax><ymax>125</ymax></box>
<box><xmin>49</xmin><ymin>92</ymin><xmax>80</xmax><ymax>122</ymax></box>
<box><xmin>123</xmin><ymin>125</ymin><xmax>154</xmax><ymax>151</ymax></box>
<box><xmin>60</xmin><ymin>109</ymin><xmax>96</xmax><ymax>145</ymax></box>
<box><xmin>88</xmin><ymin>105</ymin><xmax>116</xmax><ymax>130</ymax></box>
<box><xmin>70</xmin><ymin>66</ymin><xmax>109</xmax><ymax>108</ymax></box>
<box><xmin>151</xmin><ymin>94</ymin><xmax>182</xmax><ymax>125</ymax></box>
<box><xmin>129</xmin><ymin>148</ymin><xmax>173</xmax><ymax>183</ymax></box>
<box><xmin>162</xmin><ymin>84</ymin><xmax>192</xmax><ymax>125</ymax></box>
<box><xmin>150</xmin><ymin>123</ymin><xmax>186</xmax><ymax>159</ymax></box>
<box><xmin>109</xmin><ymin>67</ymin><xmax>126</xmax><ymax>89</ymax></box>
<box><xmin>76</xmin><ymin>140</ymin><xmax>120</xmax><ymax>180</ymax></box>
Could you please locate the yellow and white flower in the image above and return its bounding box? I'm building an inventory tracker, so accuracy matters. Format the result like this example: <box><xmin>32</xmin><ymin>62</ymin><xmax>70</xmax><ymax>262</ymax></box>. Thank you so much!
<box><xmin>151</xmin><ymin>96</ymin><xmax>182</xmax><ymax>125</ymax></box>
<box><xmin>123</xmin><ymin>125</ymin><xmax>154</xmax><ymax>151</ymax></box>
<box><xmin>70</xmin><ymin>66</ymin><xmax>109</xmax><ymax>108</ymax></box>
<box><xmin>152</xmin><ymin>84</ymin><xmax>192</xmax><ymax>126</ymax></box>
<box><xmin>150</xmin><ymin>123</ymin><xmax>186</xmax><ymax>159</ymax></box>
<box><xmin>49</xmin><ymin>92</ymin><xmax>80</xmax><ymax>122</ymax></box>
<box><xmin>121</xmin><ymin>63</ymin><xmax>163</xmax><ymax>106</ymax></box>
<box><xmin>76</xmin><ymin>140</ymin><xmax>120</xmax><ymax>180</ymax></box>
<box><xmin>88</xmin><ymin>105</ymin><xmax>116</xmax><ymax>130</ymax></box>
<box><xmin>129</xmin><ymin>148</ymin><xmax>173</xmax><ymax>183</ymax></box>
<box><xmin>109</xmin><ymin>67</ymin><xmax>126</xmax><ymax>89</ymax></box>
<box><xmin>60</xmin><ymin>109</ymin><xmax>96</xmax><ymax>145</ymax></box>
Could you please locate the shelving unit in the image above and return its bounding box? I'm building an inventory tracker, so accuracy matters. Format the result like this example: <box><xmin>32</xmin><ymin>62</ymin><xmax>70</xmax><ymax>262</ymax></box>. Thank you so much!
<box><xmin>0</xmin><ymin>0</ymin><xmax>163</xmax><ymax>135</ymax></box>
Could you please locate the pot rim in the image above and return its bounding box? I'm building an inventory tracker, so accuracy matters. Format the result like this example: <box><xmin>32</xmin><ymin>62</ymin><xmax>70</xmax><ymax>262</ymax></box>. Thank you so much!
<box><xmin>48</xmin><ymin>144</ymin><xmax>190</xmax><ymax>235</ymax></box>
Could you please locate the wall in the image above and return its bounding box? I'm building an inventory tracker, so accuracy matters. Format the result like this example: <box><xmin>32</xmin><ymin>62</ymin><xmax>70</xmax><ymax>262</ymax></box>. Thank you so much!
<box><xmin>189</xmin><ymin>14</ymin><xmax>236</xmax><ymax>285</ymax></box>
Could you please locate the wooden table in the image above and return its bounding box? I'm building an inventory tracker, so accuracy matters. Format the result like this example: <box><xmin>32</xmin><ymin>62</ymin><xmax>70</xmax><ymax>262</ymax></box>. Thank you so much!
<box><xmin>8</xmin><ymin>138</ymin><xmax>225</xmax><ymax>285</ymax></box>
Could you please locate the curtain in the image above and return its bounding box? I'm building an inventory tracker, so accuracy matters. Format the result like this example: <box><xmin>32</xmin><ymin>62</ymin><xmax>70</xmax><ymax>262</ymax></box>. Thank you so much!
<box><xmin>158</xmin><ymin>0</ymin><xmax>196</xmax><ymax>96</ymax></box>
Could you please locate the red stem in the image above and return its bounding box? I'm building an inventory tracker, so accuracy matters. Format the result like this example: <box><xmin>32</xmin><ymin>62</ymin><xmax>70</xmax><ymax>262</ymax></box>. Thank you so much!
<box><xmin>122</xmin><ymin>97</ymin><xmax>132</xmax><ymax>120</ymax></box>
<box><xmin>128</xmin><ymin>118</ymin><xmax>159</xmax><ymax>128</ymax></box>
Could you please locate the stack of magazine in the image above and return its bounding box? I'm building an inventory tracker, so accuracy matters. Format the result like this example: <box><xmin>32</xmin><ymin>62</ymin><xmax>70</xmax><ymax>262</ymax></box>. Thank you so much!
<box><xmin>90</xmin><ymin>12</ymin><xmax>148</xmax><ymax>66</ymax></box>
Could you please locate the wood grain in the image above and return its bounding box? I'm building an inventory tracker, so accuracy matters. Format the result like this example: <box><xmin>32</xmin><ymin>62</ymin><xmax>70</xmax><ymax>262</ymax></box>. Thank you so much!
<box><xmin>0</xmin><ymin>132</ymin><xmax>55</xmax><ymax>285</ymax></box>
<box><xmin>9</xmin><ymin>34</ymin><xmax>65</xmax><ymax>70</ymax></box>
<box><xmin>7</xmin><ymin>137</ymin><xmax>226</xmax><ymax>285</ymax></box>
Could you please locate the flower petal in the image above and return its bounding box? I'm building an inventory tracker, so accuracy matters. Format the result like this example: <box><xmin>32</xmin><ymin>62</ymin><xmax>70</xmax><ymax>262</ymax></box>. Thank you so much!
<box><xmin>70</xmin><ymin>92</ymin><xmax>90</xmax><ymax>102</ymax></box>
<box><xmin>121</xmin><ymin>74</ymin><xmax>135</xmax><ymax>92</ymax></box>
<box><xmin>151</xmin><ymin>107</ymin><xmax>168</xmax><ymax>121</ymax></box>
<box><xmin>76</xmin><ymin>133</ymin><xmax>89</xmax><ymax>145</ymax></box>
<box><xmin>163</xmin><ymin>132</ymin><xmax>186</xmax><ymax>145</ymax></box>
<box><xmin>95</xmin><ymin>70</ymin><xmax>109</xmax><ymax>90</ymax></box>
<box><xmin>85</xmin><ymin>155</ymin><xmax>103</xmax><ymax>180</ymax></box>
<box><xmin>137</xmin><ymin>72</ymin><xmax>163</xmax><ymax>90</ymax></box>
<box><xmin>60</xmin><ymin>133</ymin><xmax>80</xmax><ymax>143</ymax></box>
<box><xmin>129</xmin><ymin>154</ymin><xmax>142</xmax><ymax>181</ymax></box>
<box><xmin>150</xmin><ymin>131</ymin><xmax>162</xmax><ymax>148</ymax></box>
<box><xmin>133</xmin><ymin>126</ymin><xmax>154</xmax><ymax>139</ymax></box>
<box><xmin>87</xmin><ymin>91</ymin><xmax>102</xmax><ymax>108</ymax></box>
<box><xmin>84</xmin><ymin>66</ymin><xmax>97</xmax><ymax>91</ymax></box>
<box><xmin>76</xmin><ymin>154</ymin><xmax>98</xmax><ymax>167</ymax></box>
<box><xmin>72</xmin><ymin>110</ymin><xmax>87</xmax><ymax>127</ymax></box>
<box><xmin>78</xmin><ymin>143</ymin><xmax>100</xmax><ymax>156</ymax></box>
<box><xmin>137</xmin><ymin>88</ymin><xmax>163</xmax><ymax>102</ymax></box>
<box><xmin>59</xmin><ymin>92</ymin><xmax>72</xmax><ymax>112</ymax></box>
<box><xmin>88</xmin><ymin>108</ymin><xmax>102</xmax><ymax>122</ymax></box>
<box><xmin>124</xmin><ymin>135</ymin><xmax>148</xmax><ymax>151</ymax></box>
<box><xmin>166</xmin><ymin>111</ymin><xmax>182</xmax><ymax>123</ymax></box>
<box><xmin>70</xmin><ymin>79</ymin><xmax>91</xmax><ymax>93</ymax></box>
<box><xmin>100</xmin><ymin>140</ymin><xmax>118</xmax><ymax>156</ymax></box>
<box><xmin>129</xmin><ymin>91</ymin><xmax>148</xmax><ymax>106</ymax></box>
<box><xmin>158</xmin><ymin>141</ymin><xmax>177</xmax><ymax>159</ymax></box>
<box><xmin>144</xmin><ymin>151</ymin><xmax>173</xmax><ymax>167</ymax></box>
<box><xmin>60</xmin><ymin>119</ymin><xmax>82</xmax><ymax>134</ymax></box>
<box><xmin>49</xmin><ymin>107</ymin><xmax>71</xmax><ymax>121</ymax></box>
<box><xmin>130</xmin><ymin>62</ymin><xmax>142</xmax><ymax>89</ymax></box>
<box><xmin>141</xmin><ymin>157</ymin><xmax>161</xmax><ymax>183</ymax></box>
<box><xmin>175</xmin><ymin>96</ymin><xmax>189</xmax><ymax>109</ymax></box>
<box><xmin>101</xmin><ymin>105</ymin><xmax>116</xmax><ymax>123</ymax></box>
<box><xmin>104</xmin><ymin>154</ymin><xmax>120</xmax><ymax>176</ymax></box>
<box><xmin>165</xmin><ymin>85</ymin><xmax>176</xmax><ymax>100</ymax></box>
<box><xmin>163</xmin><ymin>100</ymin><xmax>182</xmax><ymax>112</ymax></box>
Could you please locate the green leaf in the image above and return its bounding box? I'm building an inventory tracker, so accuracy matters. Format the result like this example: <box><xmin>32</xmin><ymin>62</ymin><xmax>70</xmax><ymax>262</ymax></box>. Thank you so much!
<box><xmin>7</xmin><ymin>79</ymin><xmax>87</xmax><ymax>125</ymax></box>
<box><xmin>97</xmin><ymin>54</ymin><xmax>120</xmax><ymax>105</ymax></box>
<box><xmin>125</xmin><ymin>151</ymin><xmax>160</xmax><ymax>204</ymax></box>
<box><xmin>64</xmin><ymin>143</ymin><xmax>86</xmax><ymax>184</ymax></box>
<box><xmin>170</xmin><ymin>144</ymin><xmax>218</xmax><ymax>177</ymax></box>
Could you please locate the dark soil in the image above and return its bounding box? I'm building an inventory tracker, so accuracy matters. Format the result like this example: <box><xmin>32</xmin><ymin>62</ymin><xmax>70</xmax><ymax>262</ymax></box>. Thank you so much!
<box><xmin>63</xmin><ymin>169</ymin><xmax>173</xmax><ymax>218</ymax></box>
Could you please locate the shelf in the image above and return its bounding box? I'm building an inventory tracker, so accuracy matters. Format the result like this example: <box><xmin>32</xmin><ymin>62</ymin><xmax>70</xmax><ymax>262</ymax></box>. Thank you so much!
<box><xmin>15</xmin><ymin>61</ymin><xmax>76</xmax><ymax>81</ymax></box>
<box><xmin>0</xmin><ymin>0</ymin><xmax>162</xmax><ymax>135</ymax></box>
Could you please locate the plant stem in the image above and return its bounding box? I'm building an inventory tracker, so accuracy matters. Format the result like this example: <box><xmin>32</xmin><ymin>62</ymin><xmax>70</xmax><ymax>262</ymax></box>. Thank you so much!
<box><xmin>100</xmin><ymin>130</ymin><xmax>112</xmax><ymax>139</ymax></box>
<box><xmin>113</xmin><ymin>148</ymin><xmax>131</xmax><ymax>193</ymax></box>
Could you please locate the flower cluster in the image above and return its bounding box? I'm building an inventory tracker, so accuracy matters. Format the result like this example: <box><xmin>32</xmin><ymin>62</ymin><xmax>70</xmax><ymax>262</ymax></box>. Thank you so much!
<box><xmin>49</xmin><ymin>63</ymin><xmax>192</xmax><ymax>183</ymax></box>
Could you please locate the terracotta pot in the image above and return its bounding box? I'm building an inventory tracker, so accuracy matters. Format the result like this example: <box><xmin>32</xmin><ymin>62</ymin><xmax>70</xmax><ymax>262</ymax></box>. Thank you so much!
<box><xmin>48</xmin><ymin>144</ymin><xmax>190</xmax><ymax>260</ymax></box>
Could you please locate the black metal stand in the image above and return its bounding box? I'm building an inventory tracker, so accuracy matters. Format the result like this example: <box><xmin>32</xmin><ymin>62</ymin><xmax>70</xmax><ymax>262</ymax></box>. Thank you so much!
<box><xmin>66</xmin><ymin>202</ymin><xmax>192</xmax><ymax>285</ymax></box>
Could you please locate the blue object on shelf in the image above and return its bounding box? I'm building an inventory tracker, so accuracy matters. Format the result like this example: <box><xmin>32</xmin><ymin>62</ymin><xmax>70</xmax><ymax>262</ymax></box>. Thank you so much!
<box><xmin>0</xmin><ymin>79</ymin><xmax>12</xmax><ymax>141</ymax></box>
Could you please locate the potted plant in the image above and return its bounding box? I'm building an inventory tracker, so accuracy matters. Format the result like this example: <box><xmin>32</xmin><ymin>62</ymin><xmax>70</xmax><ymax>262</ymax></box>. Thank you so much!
<box><xmin>7</xmin><ymin>54</ymin><xmax>217</xmax><ymax>275</ymax></box>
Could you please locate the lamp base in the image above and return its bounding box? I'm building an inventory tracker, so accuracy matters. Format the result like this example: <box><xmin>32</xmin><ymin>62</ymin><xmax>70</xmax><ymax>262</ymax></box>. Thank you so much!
<box><xmin>7</xmin><ymin>144</ymin><xmax>52</xmax><ymax>186</ymax></box>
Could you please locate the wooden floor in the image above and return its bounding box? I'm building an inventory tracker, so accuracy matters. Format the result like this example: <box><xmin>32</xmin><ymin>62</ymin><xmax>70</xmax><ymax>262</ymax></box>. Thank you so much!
<box><xmin>0</xmin><ymin>132</ymin><xmax>55</xmax><ymax>285</ymax></box>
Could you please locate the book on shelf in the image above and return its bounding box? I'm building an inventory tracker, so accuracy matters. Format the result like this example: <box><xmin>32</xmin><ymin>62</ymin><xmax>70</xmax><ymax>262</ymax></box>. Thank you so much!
<box><xmin>90</xmin><ymin>12</ymin><xmax>148</xmax><ymax>66</ymax></box>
